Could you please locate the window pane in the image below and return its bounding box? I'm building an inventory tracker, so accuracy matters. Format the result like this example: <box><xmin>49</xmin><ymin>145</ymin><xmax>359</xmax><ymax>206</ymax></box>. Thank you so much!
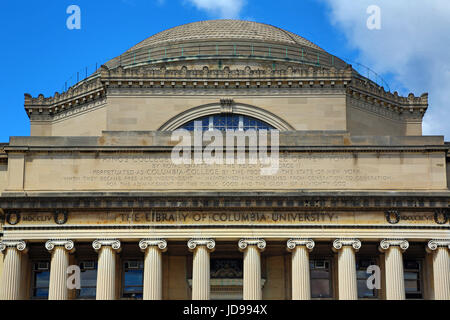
<box><xmin>311</xmin><ymin>279</ymin><xmax>330</xmax><ymax>298</ymax></box>
<box><xmin>404</xmin><ymin>272</ymin><xmax>418</xmax><ymax>280</ymax></box>
<box><xmin>124</xmin><ymin>269</ymin><xmax>143</xmax><ymax>287</ymax></box>
<box><xmin>179</xmin><ymin>114</ymin><xmax>274</xmax><ymax>131</ymax></box>
<box><xmin>405</xmin><ymin>280</ymin><xmax>420</xmax><ymax>292</ymax></box>
<box><xmin>358</xmin><ymin>279</ymin><xmax>375</xmax><ymax>298</ymax></box>
<box><xmin>79</xmin><ymin>287</ymin><xmax>96</xmax><ymax>298</ymax></box>
<box><xmin>34</xmin><ymin>288</ymin><xmax>49</xmax><ymax>298</ymax></box>
<box><xmin>35</xmin><ymin>271</ymin><xmax>50</xmax><ymax>287</ymax></box>
<box><xmin>81</xmin><ymin>269</ymin><xmax>97</xmax><ymax>286</ymax></box>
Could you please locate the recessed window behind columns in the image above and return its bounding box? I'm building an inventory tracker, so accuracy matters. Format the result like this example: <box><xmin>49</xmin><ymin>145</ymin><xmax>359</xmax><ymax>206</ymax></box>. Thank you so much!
<box><xmin>356</xmin><ymin>258</ymin><xmax>379</xmax><ymax>299</ymax></box>
<box><xmin>178</xmin><ymin>114</ymin><xmax>275</xmax><ymax>131</ymax></box>
<box><xmin>76</xmin><ymin>260</ymin><xmax>97</xmax><ymax>299</ymax></box>
<box><xmin>404</xmin><ymin>260</ymin><xmax>423</xmax><ymax>299</ymax></box>
<box><xmin>310</xmin><ymin>259</ymin><xmax>332</xmax><ymax>299</ymax></box>
<box><xmin>31</xmin><ymin>261</ymin><xmax>50</xmax><ymax>299</ymax></box>
<box><xmin>122</xmin><ymin>260</ymin><xmax>144</xmax><ymax>299</ymax></box>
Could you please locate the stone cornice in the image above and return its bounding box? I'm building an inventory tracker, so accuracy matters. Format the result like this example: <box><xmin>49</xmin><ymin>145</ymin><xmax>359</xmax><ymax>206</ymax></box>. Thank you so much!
<box><xmin>23</xmin><ymin>62</ymin><xmax>428</xmax><ymax>124</ymax></box>
<box><xmin>0</xmin><ymin>192</ymin><xmax>449</xmax><ymax>210</ymax></box>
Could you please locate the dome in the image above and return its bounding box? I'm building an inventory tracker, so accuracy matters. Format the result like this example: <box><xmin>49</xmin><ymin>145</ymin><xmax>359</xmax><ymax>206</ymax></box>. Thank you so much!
<box><xmin>103</xmin><ymin>19</ymin><xmax>346</xmax><ymax>72</ymax></box>
<box><xmin>127</xmin><ymin>20</ymin><xmax>325</xmax><ymax>52</ymax></box>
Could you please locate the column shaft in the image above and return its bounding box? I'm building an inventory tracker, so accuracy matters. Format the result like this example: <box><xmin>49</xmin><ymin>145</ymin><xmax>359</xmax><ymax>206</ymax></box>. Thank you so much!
<box><xmin>291</xmin><ymin>246</ymin><xmax>311</xmax><ymax>300</ymax></box>
<box><xmin>48</xmin><ymin>247</ymin><xmax>70</xmax><ymax>300</ymax></box>
<box><xmin>143</xmin><ymin>246</ymin><xmax>163</xmax><ymax>300</ymax></box>
<box><xmin>0</xmin><ymin>248</ymin><xmax>22</xmax><ymax>300</ymax></box>
<box><xmin>96</xmin><ymin>246</ymin><xmax>117</xmax><ymax>300</ymax></box>
<box><xmin>432</xmin><ymin>247</ymin><xmax>450</xmax><ymax>300</ymax></box>
<box><xmin>192</xmin><ymin>246</ymin><xmax>210</xmax><ymax>300</ymax></box>
<box><xmin>243</xmin><ymin>246</ymin><xmax>262</xmax><ymax>300</ymax></box>
<box><xmin>337</xmin><ymin>246</ymin><xmax>358</xmax><ymax>300</ymax></box>
<box><xmin>385</xmin><ymin>246</ymin><xmax>406</xmax><ymax>300</ymax></box>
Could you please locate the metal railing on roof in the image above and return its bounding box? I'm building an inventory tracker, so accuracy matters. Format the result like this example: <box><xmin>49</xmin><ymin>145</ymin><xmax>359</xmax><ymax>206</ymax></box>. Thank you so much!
<box><xmin>60</xmin><ymin>42</ymin><xmax>390</xmax><ymax>93</ymax></box>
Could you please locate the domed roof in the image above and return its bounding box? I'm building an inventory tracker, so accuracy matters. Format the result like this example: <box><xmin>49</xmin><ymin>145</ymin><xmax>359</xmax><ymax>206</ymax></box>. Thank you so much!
<box><xmin>127</xmin><ymin>20</ymin><xmax>324</xmax><ymax>52</ymax></box>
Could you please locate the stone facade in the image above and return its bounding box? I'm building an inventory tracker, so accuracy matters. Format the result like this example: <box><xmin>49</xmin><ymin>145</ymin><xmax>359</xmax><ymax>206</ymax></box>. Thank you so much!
<box><xmin>0</xmin><ymin>20</ymin><xmax>449</xmax><ymax>300</ymax></box>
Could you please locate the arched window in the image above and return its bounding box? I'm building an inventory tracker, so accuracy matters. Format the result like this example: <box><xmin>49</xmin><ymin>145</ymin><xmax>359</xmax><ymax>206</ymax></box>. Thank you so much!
<box><xmin>178</xmin><ymin>114</ymin><xmax>275</xmax><ymax>131</ymax></box>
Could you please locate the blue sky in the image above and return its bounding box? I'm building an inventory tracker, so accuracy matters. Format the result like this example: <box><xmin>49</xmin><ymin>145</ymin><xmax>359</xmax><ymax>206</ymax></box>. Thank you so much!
<box><xmin>0</xmin><ymin>0</ymin><xmax>449</xmax><ymax>141</ymax></box>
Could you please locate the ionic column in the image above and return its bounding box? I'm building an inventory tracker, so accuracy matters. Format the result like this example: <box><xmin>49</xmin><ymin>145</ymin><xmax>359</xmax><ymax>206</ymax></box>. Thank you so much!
<box><xmin>287</xmin><ymin>239</ymin><xmax>315</xmax><ymax>300</ymax></box>
<box><xmin>427</xmin><ymin>240</ymin><xmax>450</xmax><ymax>300</ymax></box>
<box><xmin>188</xmin><ymin>239</ymin><xmax>215</xmax><ymax>300</ymax></box>
<box><xmin>332</xmin><ymin>239</ymin><xmax>361</xmax><ymax>300</ymax></box>
<box><xmin>379</xmin><ymin>239</ymin><xmax>409</xmax><ymax>300</ymax></box>
<box><xmin>139</xmin><ymin>239</ymin><xmax>167</xmax><ymax>300</ymax></box>
<box><xmin>93</xmin><ymin>239</ymin><xmax>121</xmax><ymax>300</ymax></box>
<box><xmin>45</xmin><ymin>240</ymin><xmax>75</xmax><ymax>300</ymax></box>
<box><xmin>239</xmin><ymin>238</ymin><xmax>266</xmax><ymax>300</ymax></box>
<box><xmin>0</xmin><ymin>240</ymin><xmax>27</xmax><ymax>300</ymax></box>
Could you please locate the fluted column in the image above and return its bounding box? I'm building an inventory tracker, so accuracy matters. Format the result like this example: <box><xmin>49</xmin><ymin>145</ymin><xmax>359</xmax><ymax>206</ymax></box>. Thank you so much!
<box><xmin>93</xmin><ymin>239</ymin><xmax>121</xmax><ymax>300</ymax></box>
<box><xmin>427</xmin><ymin>240</ymin><xmax>450</xmax><ymax>300</ymax></box>
<box><xmin>287</xmin><ymin>239</ymin><xmax>315</xmax><ymax>300</ymax></box>
<box><xmin>46</xmin><ymin>240</ymin><xmax>75</xmax><ymax>300</ymax></box>
<box><xmin>239</xmin><ymin>238</ymin><xmax>266</xmax><ymax>300</ymax></box>
<box><xmin>0</xmin><ymin>240</ymin><xmax>27</xmax><ymax>300</ymax></box>
<box><xmin>333</xmin><ymin>239</ymin><xmax>361</xmax><ymax>300</ymax></box>
<box><xmin>379</xmin><ymin>239</ymin><xmax>409</xmax><ymax>300</ymax></box>
<box><xmin>139</xmin><ymin>239</ymin><xmax>167</xmax><ymax>300</ymax></box>
<box><xmin>188</xmin><ymin>239</ymin><xmax>215</xmax><ymax>300</ymax></box>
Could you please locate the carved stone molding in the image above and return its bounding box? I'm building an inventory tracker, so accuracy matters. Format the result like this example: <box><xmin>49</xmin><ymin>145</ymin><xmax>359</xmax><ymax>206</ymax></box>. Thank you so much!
<box><xmin>45</xmin><ymin>239</ymin><xmax>75</xmax><ymax>252</ymax></box>
<box><xmin>0</xmin><ymin>240</ymin><xmax>27</xmax><ymax>252</ymax></box>
<box><xmin>187</xmin><ymin>238</ymin><xmax>215</xmax><ymax>251</ymax></box>
<box><xmin>238</xmin><ymin>238</ymin><xmax>266</xmax><ymax>252</ymax></box>
<box><xmin>53</xmin><ymin>210</ymin><xmax>68</xmax><ymax>225</ymax></box>
<box><xmin>286</xmin><ymin>238</ymin><xmax>315</xmax><ymax>252</ymax></box>
<box><xmin>332</xmin><ymin>239</ymin><xmax>361</xmax><ymax>252</ymax></box>
<box><xmin>139</xmin><ymin>239</ymin><xmax>167</xmax><ymax>252</ymax></box>
<box><xmin>434</xmin><ymin>209</ymin><xmax>449</xmax><ymax>225</ymax></box>
<box><xmin>379</xmin><ymin>239</ymin><xmax>409</xmax><ymax>252</ymax></box>
<box><xmin>385</xmin><ymin>209</ymin><xmax>400</xmax><ymax>224</ymax></box>
<box><xmin>427</xmin><ymin>239</ymin><xmax>450</xmax><ymax>251</ymax></box>
<box><xmin>92</xmin><ymin>239</ymin><xmax>121</xmax><ymax>252</ymax></box>
<box><xmin>5</xmin><ymin>211</ymin><xmax>21</xmax><ymax>225</ymax></box>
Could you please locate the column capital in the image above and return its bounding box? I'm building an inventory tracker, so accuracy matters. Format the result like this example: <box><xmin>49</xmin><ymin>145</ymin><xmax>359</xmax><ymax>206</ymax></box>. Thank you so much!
<box><xmin>0</xmin><ymin>240</ymin><xmax>27</xmax><ymax>253</ymax></box>
<box><xmin>45</xmin><ymin>239</ymin><xmax>75</xmax><ymax>253</ymax></box>
<box><xmin>187</xmin><ymin>239</ymin><xmax>215</xmax><ymax>252</ymax></box>
<box><xmin>427</xmin><ymin>239</ymin><xmax>450</xmax><ymax>252</ymax></box>
<box><xmin>379</xmin><ymin>239</ymin><xmax>409</xmax><ymax>252</ymax></box>
<box><xmin>139</xmin><ymin>239</ymin><xmax>167</xmax><ymax>252</ymax></box>
<box><xmin>92</xmin><ymin>239</ymin><xmax>121</xmax><ymax>252</ymax></box>
<box><xmin>287</xmin><ymin>238</ymin><xmax>315</xmax><ymax>252</ymax></box>
<box><xmin>238</xmin><ymin>238</ymin><xmax>266</xmax><ymax>252</ymax></box>
<box><xmin>333</xmin><ymin>239</ymin><xmax>361</xmax><ymax>252</ymax></box>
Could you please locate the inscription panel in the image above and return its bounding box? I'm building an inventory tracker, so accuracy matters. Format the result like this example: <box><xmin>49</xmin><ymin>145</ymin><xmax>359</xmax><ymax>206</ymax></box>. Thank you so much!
<box><xmin>22</xmin><ymin>152</ymin><xmax>446</xmax><ymax>191</ymax></box>
<box><xmin>11</xmin><ymin>211</ymin><xmax>442</xmax><ymax>226</ymax></box>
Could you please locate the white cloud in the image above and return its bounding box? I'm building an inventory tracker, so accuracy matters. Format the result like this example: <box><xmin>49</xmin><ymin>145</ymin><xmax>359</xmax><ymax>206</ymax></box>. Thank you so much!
<box><xmin>323</xmin><ymin>0</ymin><xmax>450</xmax><ymax>140</ymax></box>
<box><xmin>186</xmin><ymin>0</ymin><xmax>246</xmax><ymax>19</ymax></box>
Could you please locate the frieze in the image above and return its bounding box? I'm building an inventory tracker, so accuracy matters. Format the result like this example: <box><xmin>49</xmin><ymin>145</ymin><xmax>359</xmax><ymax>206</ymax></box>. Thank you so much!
<box><xmin>4</xmin><ymin>210</ymin><xmax>448</xmax><ymax>226</ymax></box>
